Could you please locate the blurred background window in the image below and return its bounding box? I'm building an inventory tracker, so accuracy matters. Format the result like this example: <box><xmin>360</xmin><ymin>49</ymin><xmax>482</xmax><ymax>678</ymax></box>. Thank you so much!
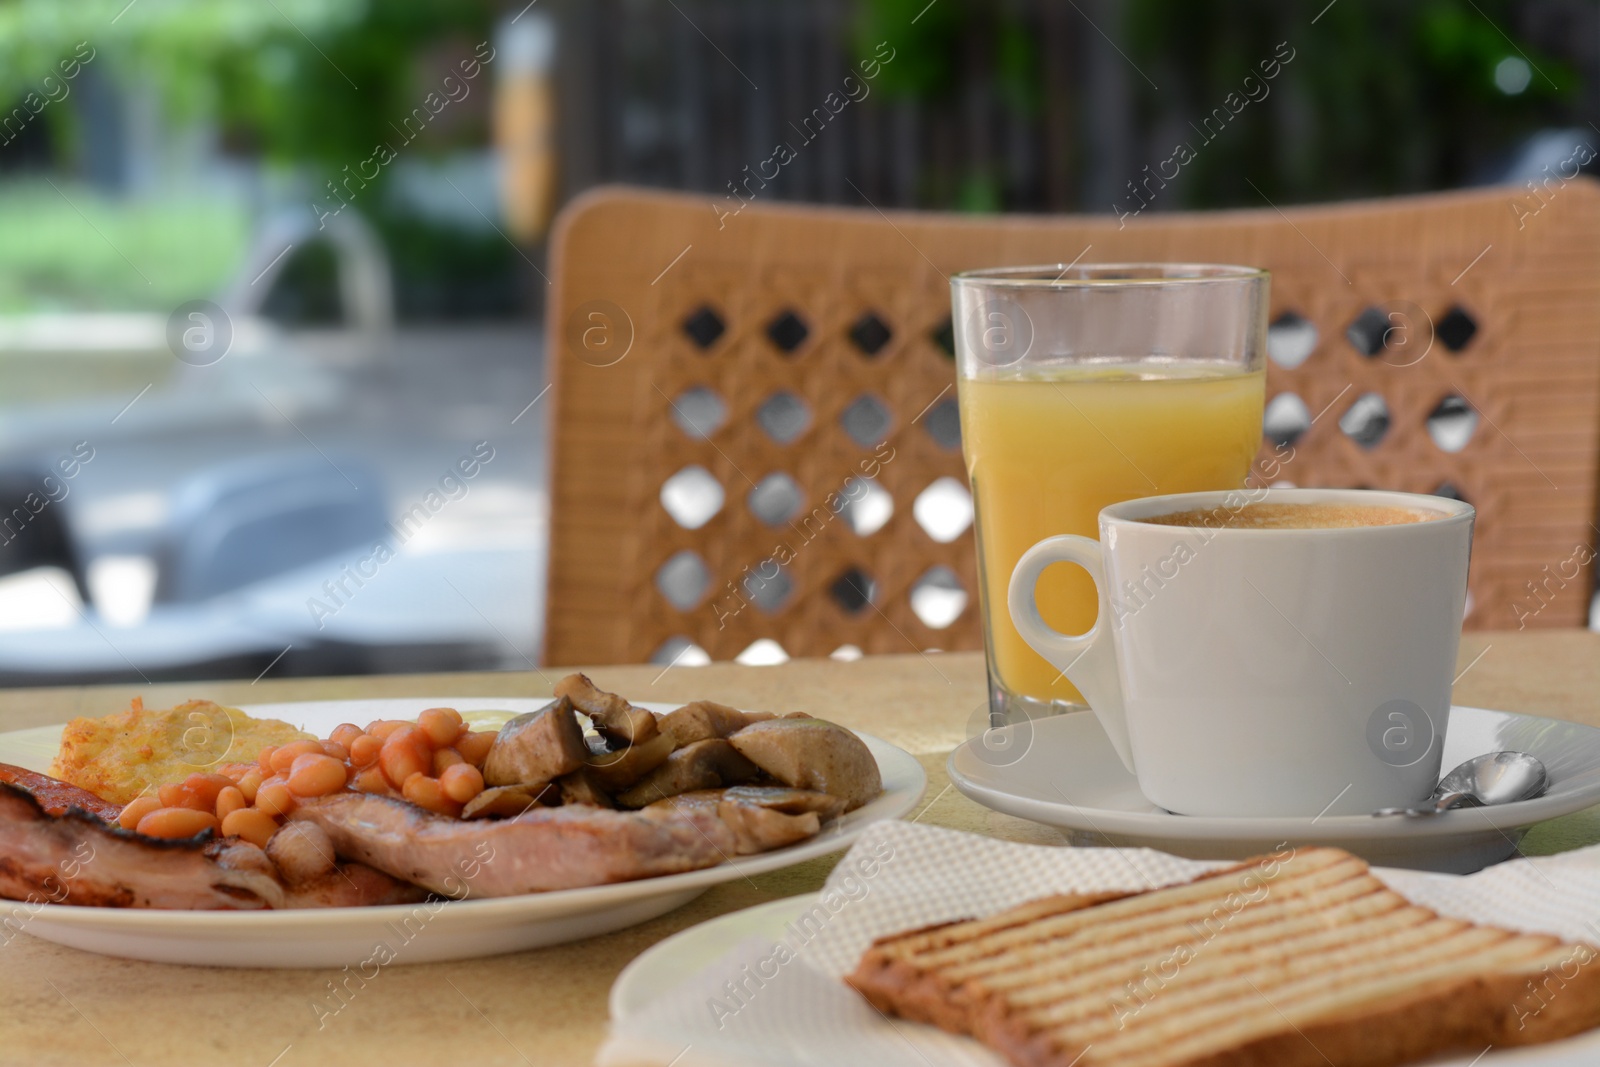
<box><xmin>0</xmin><ymin>0</ymin><xmax>1593</xmax><ymax>685</ymax></box>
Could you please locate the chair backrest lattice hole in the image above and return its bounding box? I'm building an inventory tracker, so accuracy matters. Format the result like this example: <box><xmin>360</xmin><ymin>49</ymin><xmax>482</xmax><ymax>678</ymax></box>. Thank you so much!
<box><xmin>748</xmin><ymin>472</ymin><xmax>806</xmax><ymax>527</ymax></box>
<box><xmin>650</xmin><ymin>635</ymin><xmax>712</xmax><ymax>668</ymax></box>
<box><xmin>829</xmin><ymin>567</ymin><xmax>877</xmax><ymax>615</ymax></box>
<box><xmin>1339</xmin><ymin>392</ymin><xmax>1391</xmax><ymax>449</ymax></box>
<box><xmin>755</xmin><ymin>391</ymin><xmax>812</xmax><ymax>445</ymax></box>
<box><xmin>837</xmin><ymin>477</ymin><xmax>893</xmax><ymax>536</ymax></box>
<box><xmin>670</xmin><ymin>386</ymin><xmax>728</xmax><ymax>440</ymax></box>
<box><xmin>742</xmin><ymin>564</ymin><xmax>794</xmax><ymax>614</ymax></box>
<box><xmin>765</xmin><ymin>309</ymin><xmax>810</xmax><ymax>354</ymax></box>
<box><xmin>1426</xmin><ymin>395</ymin><xmax>1479</xmax><ymax>453</ymax></box>
<box><xmin>921</xmin><ymin>397</ymin><xmax>963</xmax><ymax>451</ymax></box>
<box><xmin>830</xmin><ymin>644</ymin><xmax>863</xmax><ymax>661</ymax></box>
<box><xmin>849</xmin><ymin>311</ymin><xmax>893</xmax><ymax>357</ymax></box>
<box><xmin>683</xmin><ymin>306</ymin><xmax>726</xmax><ymax>349</ymax></box>
<box><xmin>1345</xmin><ymin>306</ymin><xmax>1391</xmax><ymax>357</ymax></box>
<box><xmin>840</xmin><ymin>394</ymin><xmax>893</xmax><ymax>448</ymax></box>
<box><xmin>913</xmin><ymin>477</ymin><xmax>974</xmax><ymax>543</ymax></box>
<box><xmin>1436</xmin><ymin>306</ymin><xmax>1479</xmax><ymax>353</ymax></box>
<box><xmin>1267</xmin><ymin>311</ymin><xmax>1318</xmax><ymax>369</ymax></box>
<box><xmin>735</xmin><ymin>638</ymin><xmax>789</xmax><ymax>665</ymax></box>
<box><xmin>1264</xmin><ymin>392</ymin><xmax>1313</xmax><ymax>449</ymax></box>
<box><xmin>909</xmin><ymin>565</ymin><xmax>968</xmax><ymax>630</ymax></box>
<box><xmin>546</xmin><ymin>185</ymin><xmax>1600</xmax><ymax>659</ymax></box>
<box><xmin>655</xmin><ymin>550</ymin><xmax>712</xmax><ymax>611</ymax></box>
<box><xmin>660</xmin><ymin>465</ymin><xmax>725</xmax><ymax>529</ymax></box>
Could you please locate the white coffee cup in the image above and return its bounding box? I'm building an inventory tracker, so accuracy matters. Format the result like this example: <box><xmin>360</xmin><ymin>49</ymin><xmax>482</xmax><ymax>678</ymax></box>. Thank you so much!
<box><xmin>1007</xmin><ymin>488</ymin><xmax>1474</xmax><ymax>817</ymax></box>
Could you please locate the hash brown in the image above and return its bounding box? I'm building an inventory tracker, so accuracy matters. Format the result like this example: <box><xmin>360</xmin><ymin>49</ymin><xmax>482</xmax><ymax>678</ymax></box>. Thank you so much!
<box><xmin>51</xmin><ymin>698</ymin><xmax>310</xmax><ymax>804</ymax></box>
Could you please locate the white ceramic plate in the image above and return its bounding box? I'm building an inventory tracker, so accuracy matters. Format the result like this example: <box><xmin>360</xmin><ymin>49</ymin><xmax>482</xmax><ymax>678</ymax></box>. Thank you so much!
<box><xmin>949</xmin><ymin>705</ymin><xmax>1600</xmax><ymax>873</ymax></box>
<box><xmin>611</xmin><ymin>893</ymin><xmax>1600</xmax><ymax>1066</ymax></box>
<box><xmin>0</xmin><ymin>698</ymin><xmax>926</xmax><ymax>968</ymax></box>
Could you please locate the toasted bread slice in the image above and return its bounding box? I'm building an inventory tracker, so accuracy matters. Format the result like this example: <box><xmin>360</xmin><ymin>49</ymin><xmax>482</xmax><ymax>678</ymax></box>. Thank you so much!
<box><xmin>847</xmin><ymin>847</ymin><xmax>1600</xmax><ymax>1067</ymax></box>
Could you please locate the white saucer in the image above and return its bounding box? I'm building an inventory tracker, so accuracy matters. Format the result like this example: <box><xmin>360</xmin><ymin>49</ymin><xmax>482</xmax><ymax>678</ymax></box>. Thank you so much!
<box><xmin>610</xmin><ymin>893</ymin><xmax>1600</xmax><ymax>1067</ymax></box>
<box><xmin>948</xmin><ymin>705</ymin><xmax>1600</xmax><ymax>873</ymax></box>
<box><xmin>0</xmin><ymin>698</ymin><xmax>925</xmax><ymax>967</ymax></box>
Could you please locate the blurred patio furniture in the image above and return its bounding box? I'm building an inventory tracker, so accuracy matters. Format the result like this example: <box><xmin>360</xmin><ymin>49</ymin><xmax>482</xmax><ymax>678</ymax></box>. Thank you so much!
<box><xmin>154</xmin><ymin>452</ymin><xmax>388</xmax><ymax>604</ymax></box>
<box><xmin>222</xmin><ymin>208</ymin><xmax>395</xmax><ymax>356</ymax></box>
<box><xmin>542</xmin><ymin>182</ymin><xmax>1600</xmax><ymax>666</ymax></box>
<box><xmin>0</xmin><ymin>466</ymin><xmax>90</xmax><ymax>603</ymax></box>
<box><xmin>0</xmin><ymin>207</ymin><xmax>397</xmax><ymax>464</ymax></box>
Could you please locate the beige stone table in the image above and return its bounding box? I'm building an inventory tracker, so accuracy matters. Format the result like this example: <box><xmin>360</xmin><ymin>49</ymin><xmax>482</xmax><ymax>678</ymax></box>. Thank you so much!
<box><xmin>0</xmin><ymin>631</ymin><xmax>1595</xmax><ymax>1067</ymax></box>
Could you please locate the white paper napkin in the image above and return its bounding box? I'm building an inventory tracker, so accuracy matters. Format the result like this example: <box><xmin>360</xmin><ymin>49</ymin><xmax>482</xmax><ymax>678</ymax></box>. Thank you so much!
<box><xmin>598</xmin><ymin>822</ymin><xmax>1600</xmax><ymax>1067</ymax></box>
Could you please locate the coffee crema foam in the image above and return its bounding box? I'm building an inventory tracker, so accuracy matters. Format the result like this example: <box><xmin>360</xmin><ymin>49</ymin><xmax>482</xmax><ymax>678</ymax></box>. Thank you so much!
<box><xmin>1144</xmin><ymin>501</ymin><xmax>1436</xmax><ymax>530</ymax></box>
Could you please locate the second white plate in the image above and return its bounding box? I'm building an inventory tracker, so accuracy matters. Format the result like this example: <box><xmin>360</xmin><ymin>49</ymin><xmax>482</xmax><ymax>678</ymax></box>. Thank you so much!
<box><xmin>0</xmin><ymin>697</ymin><xmax>926</xmax><ymax>968</ymax></box>
<box><xmin>611</xmin><ymin>893</ymin><xmax>1600</xmax><ymax>1067</ymax></box>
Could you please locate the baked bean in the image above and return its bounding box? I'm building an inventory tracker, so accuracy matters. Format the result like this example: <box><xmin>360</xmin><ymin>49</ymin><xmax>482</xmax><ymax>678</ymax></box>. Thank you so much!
<box><xmin>217</xmin><ymin>763</ymin><xmax>252</xmax><ymax>783</ymax></box>
<box><xmin>455</xmin><ymin>730</ymin><xmax>496</xmax><ymax>767</ymax></box>
<box><xmin>189</xmin><ymin>773</ymin><xmax>233</xmax><ymax>805</ymax></box>
<box><xmin>221</xmin><ymin>808</ymin><xmax>279</xmax><ymax>849</ymax></box>
<box><xmin>438</xmin><ymin>762</ymin><xmax>484</xmax><ymax>804</ymax></box>
<box><xmin>329</xmin><ymin>723</ymin><xmax>364</xmax><ymax>749</ymax></box>
<box><xmin>237</xmin><ymin>768</ymin><xmax>264</xmax><ymax>804</ymax></box>
<box><xmin>255</xmin><ymin>779</ymin><xmax>296</xmax><ymax>818</ymax></box>
<box><xmin>269</xmin><ymin>740</ymin><xmax>325</xmax><ymax>775</ymax></box>
<box><xmin>348</xmin><ymin>733</ymin><xmax>382</xmax><ymax>768</ymax></box>
<box><xmin>320</xmin><ymin>740</ymin><xmax>350</xmax><ymax>761</ymax></box>
<box><xmin>159</xmin><ymin>781</ymin><xmax>199</xmax><ymax>810</ymax></box>
<box><xmin>118</xmin><ymin>796</ymin><xmax>163</xmax><ymax>831</ymax></box>
<box><xmin>136</xmin><ymin>807</ymin><xmax>220</xmax><ymax>840</ymax></box>
<box><xmin>401</xmin><ymin>774</ymin><xmax>462</xmax><ymax>817</ymax></box>
<box><xmin>367</xmin><ymin>720</ymin><xmax>407</xmax><ymax>740</ymax></box>
<box><xmin>354</xmin><ymin>766</ymin><xmax>390</xmax><ymax>794</ymax></box>
<box><xmin>379</xmin><ymin>726</ymin><xmax>431</xmax><ymax>788</ymax></box>
<box><xmin>257</xmin><ymin>745</ymin><xmax>278</xmax><ymax>773</ymax></box>
<box><xmin>214</xmin><ymin>786</ymin><xmax>247</xmax><ymax>821</ymax></box>
<box><xmin>287</xmin><ymin>753</ymin><xmax>348</xmax><ymax>798</ymax></box>
<box><xmin>417</xmin><ymin>707</ymin><xmax>464</xmax><ymax>748</ymax></box>
<box><xmin>432</xmin><ymin>747</ymin><xmax>464</xmax><ymax>774</ymax></box>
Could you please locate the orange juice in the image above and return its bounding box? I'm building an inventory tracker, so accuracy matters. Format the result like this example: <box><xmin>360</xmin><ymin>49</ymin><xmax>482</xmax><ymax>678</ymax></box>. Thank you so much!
<box><xmin>960</xmin><ymin>365</ymin><xmax>1265</xmax><ymax>703</ymax></box>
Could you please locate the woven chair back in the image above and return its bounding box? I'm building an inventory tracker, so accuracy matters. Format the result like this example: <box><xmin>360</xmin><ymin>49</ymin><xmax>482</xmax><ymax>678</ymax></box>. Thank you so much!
<box><xmin>544</xmin><ymin>182</ymin><xmax>1600</xmax><ymax>665</ymax></box>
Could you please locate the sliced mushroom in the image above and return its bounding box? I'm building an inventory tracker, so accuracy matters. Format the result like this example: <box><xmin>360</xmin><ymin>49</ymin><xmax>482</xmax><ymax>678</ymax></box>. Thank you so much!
<box><xmin>482</xmin><ymin>696</ymin><xmax>589</xmax><ymax>788</ymax></box>
<box><xmin>720</xmin><ymin>784</ymin><xmax>847</xmax><ymax>822</ymax></box>
<box><xmin>555</xmin><ymin>672</ymin><xmax>659</xmax><ymax>746</ymax></box>
<box><xmin>583</xmin><ymin>730</ymin><xmax>675</xmax><ymax>791</ymax></box>
<box><xmin>461</xmin><ymin>782</ymin><xmax>559</xmax><ymax>820</ymax></box>
<box><xmin>264</xmin><ymin>821</ymin><xmax>338</xmax><ymax>886</ymax></box>
<box><xmin>615</xmin><ymin>739</ymin><xmax>760</xmax><ymax>808</ymax></box>
<box><xmin>646</xmin><ymin>788</ymin><xmax>822</xmax><ymax>853</ymax></box>
<box><xmin>717</xmin><ymin>802</ymin><xmax>820</xmax><ymax>853</ymax></box>
<box><xmin>658</xmin><ymin>701</ymin><xmax>772</xmax><ymax>748</ymax></box>
<box><xmin>557</xmin><ymin>768</ymin><xmax>615</xmax><ymax>808</ymax></box>
<box><xmin>727</xmin><ymin>717</ymin><xmax>882</xmax><ymax>812</ymax></box>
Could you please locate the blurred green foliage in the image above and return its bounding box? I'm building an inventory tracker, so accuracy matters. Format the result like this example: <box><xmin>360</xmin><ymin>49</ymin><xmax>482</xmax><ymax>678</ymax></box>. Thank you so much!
<box><xmin>0</xmin><ymin>181</ymin><xmax>247</xmax><ymax>311</ymax></box>
<box><xmin>857</xmin><ymin>0</ymin><xmax>1582</xmax><ymax>211</ymax></box>
<box><xmin>1123</xmin><ymin>0</ymin><xmax>1577</xmax><ymax>205</ymax></box>
<box><xmin>0</xmin><ymin>0</ymin><xmax>516</xmax><ymax>317</ymax></box>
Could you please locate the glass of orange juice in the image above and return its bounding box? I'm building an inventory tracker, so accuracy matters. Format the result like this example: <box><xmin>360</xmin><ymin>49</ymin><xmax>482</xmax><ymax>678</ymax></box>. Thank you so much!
<box><xmin>953</xmin><ymin>264</ymin><xmax>1268</xmax><ymax>721</ymax></box>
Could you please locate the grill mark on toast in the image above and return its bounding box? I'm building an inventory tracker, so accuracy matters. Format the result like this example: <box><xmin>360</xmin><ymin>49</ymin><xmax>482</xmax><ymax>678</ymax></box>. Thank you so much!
<box><xmin>846</xmin><ymin>847</ymin><xmax>1600</xmax><ymax>1067</ymax></box>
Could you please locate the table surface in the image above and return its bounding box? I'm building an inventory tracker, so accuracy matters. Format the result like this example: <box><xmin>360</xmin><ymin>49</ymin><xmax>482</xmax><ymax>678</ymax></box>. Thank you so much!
<box><xmin>0</xmin><ymin>629</ymin><xmax>1596</xmax><ymax>1067</ymax></box>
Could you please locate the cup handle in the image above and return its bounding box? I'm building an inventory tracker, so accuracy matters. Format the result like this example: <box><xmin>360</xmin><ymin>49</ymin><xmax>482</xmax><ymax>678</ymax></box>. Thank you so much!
<box><xmin>1007</xmin><ymin>535</ymin><xmax>1135</xmax><ymax>773</ymax></box>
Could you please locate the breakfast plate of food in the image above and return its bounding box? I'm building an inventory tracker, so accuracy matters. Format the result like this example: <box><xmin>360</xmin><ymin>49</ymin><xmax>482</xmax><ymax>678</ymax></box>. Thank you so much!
<box><xmin>0</xmin><ymin>675</ymin><xmax>924</xmax><ymax>967</ymax></box>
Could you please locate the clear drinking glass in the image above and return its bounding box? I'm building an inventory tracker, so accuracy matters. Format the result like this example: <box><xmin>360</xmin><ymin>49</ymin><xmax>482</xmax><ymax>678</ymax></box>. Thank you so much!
<box><xmin>952</xmin><ymin>264</ymin><xmax>1269</xmax><ymax>721</ymax></box>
